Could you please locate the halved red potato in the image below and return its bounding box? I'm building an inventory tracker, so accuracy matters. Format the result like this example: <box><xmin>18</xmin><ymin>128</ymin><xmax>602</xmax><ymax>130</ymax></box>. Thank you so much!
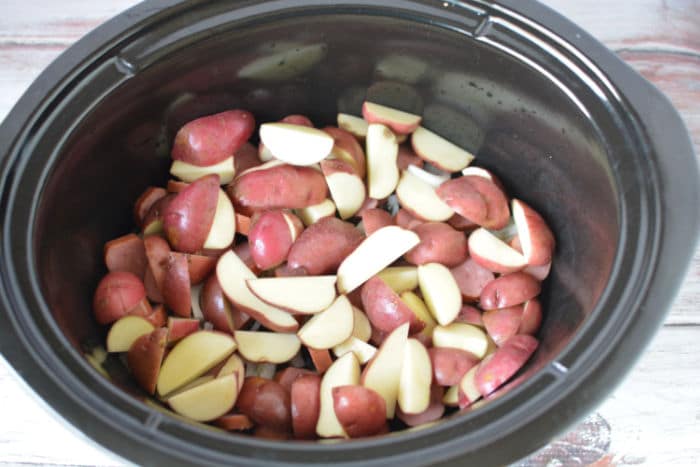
<box><xmin>519</xmin><ymin>299</ymin><xmax>543</xmax><ymax>335</ymax></box>
<box><xmin>235</xmin><ymin>331</ymin><xmax>301</xmax><ymax>364</ymax></box>
<box><xmin>366</xmin><ymin>123</ymin><xmax>399</xmax><ymax>200</ymax></box>
<box><xmin>411</xmin><ymin>126</ymin><xmax>474</xmax><ymax>172</ymax></box>
<box><xmin>248</xmin><ymin>209</ymin><xmax>303</xmax><ymax>270</ymax></box>
<box><xmin>362</xmin><ymin>101</ymin><xmax>421</xmax><ymax>135</ymax></box>
<box><xmin>259</xmin><ymin>123</ymin><xmax>334</xmax><ymax>166</ymax></box>
<box><xmin>170</xmin><ymin>157</ymin><xmax>235</xmax><ymax>185</ymax></box>
<box><xmin>454</xmin><ymin>304</ymin><xmax>483</xmax><ymax>327</ymax></box>
<box><xmin>404</xmin><ymin>222</ymin><xmax>468</xmax><ymax>267</ymax></box>
<box><xmin>287</xmin><ymin>217</ymin><xmax>364</xmax><ymax>275</ymax></box>
<box><xmin>332</xmin><ymin>385</ymin><xmax>387</xmax><ymax>438</ymax></box>
<box><xmin>397</xmin><ymin>338</ymin><xmax>432</xmax><ymax>414</ymax></box>
<box><xmin>168</xmin><ymin>373</ymin><xmax>240</xmax><ymax>422</ymax></box>
<box><xmin>171</xmin><ymin>109</ymin><xmax>255</xmax><ymax>166</ymax></box>
<box><xmin>436</xmin><ymin>176</ymin><xmax>510</xmax><ymax>230</ymax></box>
<box><xmin>163</xmin><ymin>174</ymin><xmax>220</xmax><ymax>254</ymax></box>
<box><xmin>162</xmin><ymin>253</ymin><xmax>191</xmax><ymax>318</ymax></box>
<box><xmin>294</xmin><ymin>199</ymin><xmax>337</xmax><ymax>227</ymax></box>
<box><xmin>181</xmin><ymin>253</ymin><xmax>217</xmax><ymax>285</ymax></box>
<box><xmin>468</xmin><ymin>228</ymin><xmax>527</xmax><ymax>274</ymax></box>
<box><xmin>308</xmin><ymin>348</ymin><xmax>334</xmax><ymax>375</ymax></box>
<box><xmin>134</xmin><ymin>186</ymin><xmax>167</xmax><ymax>228</ymax></box>
<box><xmin>396</xmin><ymin>385</ymin><xmax>445</xmax><ymax>427</ymax></box>
<box><xmin>106</xmin><ymin>316</ymin><xmax>155</xmax><ymax>353</ymax></box>
<box><xmin>247</xmin><ymin>275</ymin><xmax>336</xmax><ymax>315</ymax></box>
<box><xmin>200</xmin><ymin>274</ymin><xmax>249</xmax><ymax>333</ymax></box>
<box><xmin>297</xmin><ymin>295</ymin><xmax>354</xmax><ymax>350</ymax></box>
<box><xmin>93</xmin><ymin>271</ymin><xmax>149</xmax><ymax>325</ymax></box>
<box><xmin>482</xmin><ymin>306</ymin><xmax>524</xmax><ymax>346</ymax></box>
<box><xmin>475</xmin><ymin>335</ymin><xmax>538</xmax><ymax>396</ymax></box>
<box><xmin>237</xmin><ymin>377</ymin><xmax>292</xmax><ymax>432</ymax></box>
<box><xmin>258</xmin><ymin>114</ymin><xmax>314</xmax><ymax>162</ymax></box>
<box><xmin>291</xmin><ymin>374</ymin><xmax>322</xmax><ymax>439</ymax></box>
<box><xmin>275</xmin><ymin>367</ymin><xmax>317</xmax><ymax>392</ymax></box>
<box><xmin>394</xmin><ymin>208</ymin><xmax>424</xmax><ymax>230</ymax></box>
<box><xmin>512</xmin><ymin>199</ymin><xmax>555</xmax><ymax>266</ymax></box>
<box><xmin>144</xmin><ymin>303</ymin><xmax>168</xmax><ymax>327</ymax></box>
<box><xmin>337</xmin><ymin>113</ymin><xmax>368</xmax><ymax>140</ymax></box>
<box><xmin>396</xmin><ymin>169</ymin><xmax>454</xmax><ymax>222</ymax></box>
<box><xmin>361</xmin><ymin>276</ymin><xmax>423</xmax><ymax>334</ymax></box>
<box><xmin>143</xmin><ymin>235</ymin><xmax>170</xmax><ymax>295</ymax></box>
<box><xmin>480</xmin><ymin>272</ymin><xmax>541</xmax><ymax>309</ymax></box>
<box><xmin>142</xmin><ymin>194</ymin><xmax>174</xmax><ymax>235</ymax></box>
<box><xmin>214</xmin><ymin>413</ymin><xmax>254</xmax><ymax>431</ymax></box>
<box><xmin>323</xmin><ymin>126</ymin><xmax>366</xmax><ymax>178</ymax></box>
<box><xmin>144</xmin><ymin>268</ymin><xmax>164</xmax><ymax>303</ymax></box>
<box><xmin>428</xmin><ymin>347</ymin><xmax>480</xmax><ymax>386</ymax></box>
<box><xmin>167</xmin><ymin>317</ymin><xmax>200</xmax><ymax>343</ymax></box>
<box><xmin>232</xmin><ymin>241</ymin><xmax>261</xmax><ymax>275</ymax></box>
<box><xmin>450</xmin><ymin>258</ymin><xmax>495</xmax><ymax>302</ymax></box>
<box><xmin>127</xmin><ymin>328</ymin><xmax>168</xmax><ymax>394</ymax></box>
<box><xmin>233</xmin><ymin>141</ymin><xmax>261</xmax><ymax>175</ymax></box>
<box><xmin>361</xmin><ymin>208</ymin><xmax>394</xmax><ymax>236</ymax></box>
<box><xmin>447</xmin><ymin>213</ymin><xmax>477</xmax><ymax>232</ymax></box>
<box><xmin>231</xmin><ymin>163</ymin><xmax>328</xmax><ymax>213</ymax></box>
<box><xmin>167</xmin><ymin>179</ymin><xmax>189</xmax><ymax>193</ymax></box>
<box><xmin>417</xmin><ymin>263</ymin><xmax>462</xmax><ymax>326</ymax></box>
<box><xmin>104</xmin><ymin>234</ymin><xmax>147</xmax><ymax>279</ymax></box>
<box><xmin>321</xmin><ymin>159</ymin><xmax>366</xmax><ymax>219</ymax></box>
<box><xmin>432</xmin><ymin>323</ymin><xmax>489</xmax><ymax>359</ymax></box>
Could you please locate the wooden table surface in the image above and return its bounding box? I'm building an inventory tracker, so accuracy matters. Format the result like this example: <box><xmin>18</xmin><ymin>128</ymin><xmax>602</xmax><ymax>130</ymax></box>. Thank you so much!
<box><xmin>1</xmin><ymin>1</ymin><xmax>698</xmax><ymax>466</ymax></box>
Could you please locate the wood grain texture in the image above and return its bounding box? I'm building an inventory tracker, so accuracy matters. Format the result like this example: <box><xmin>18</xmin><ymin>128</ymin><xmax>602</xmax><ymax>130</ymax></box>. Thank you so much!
<box><xmin>0</xmin><ymin>0</ymin><xmax>698</xmax><ymax>466</ymax></box>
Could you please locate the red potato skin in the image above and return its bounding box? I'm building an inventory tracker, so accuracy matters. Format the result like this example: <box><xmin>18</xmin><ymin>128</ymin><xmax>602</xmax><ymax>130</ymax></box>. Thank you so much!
<box><xmin>142</xmin><ymin>194</ymin><xmax>174</xmax><ymax>232</ymax></box>
<box><xmin>454</xmin><ymin>304</ymin><xmax>483</xmax><ymax>327</ymax></box>
<box><xmin>162</xmin><ymin>253</ymin><xmax>191</xmax><ymax>317</ymax></box>
<box><xmin>475</xmin><ymin>335</ymin><xmax>539</xmax><ymax>396</ymax></box>
<box><xmin>144</xmin><ymin>303</ymin><xmax>168</xmax><ymax>327</ymax></box>
<box><xmin>308</xmin><ymin>348</ymin><xmax>333</xmax><ymax>374</ymax></box>
<box><xmin>482</xmin><ymin>305</ymin><xmax>524</xmax><ymax>346</ymax></box>
<box><xmin>237</xmin><ymin>377</ymin><xmax>292</xmax><ymax>432</ymax></box>
<box><xmin>361</xmin><ymin>209</ymin><xmax>394</xmax><ymax>236</ymax></box>
<box><xmin>254</xmin><ymin>426</ymin><xmax>291</xmax><ymax>440</ymax></box>
<box><xmin>235</xmin><ymin>213</ymin><xmax>252</xmax><ymax>236</ymax></box>
<box><xmin>519</xmin><ymin>299</ymin><xmax>543</xmax><ymax>336</ymax></box>
<box><xmin>167</xmin><ymin>317</ymin><xmax>200</xmax><ymax>343</ymax></box>
<box><xmin>370</xmin><ymin>326</ymin><xmax>388</xmax><ymax>347</ymax></box>
<box><xmin>214</xmin><ymin>413</ymin><xmax>254</xmax><ymax>431</ymax></box>
<box><xmin>448</xmin><ymin>214</ymin><xmax>478</xmax><ymax>232</ymax></box>
<box><xmin>248</xmin><ymin>210</ymin><xmax>300</xmax><ymax>270</ymax></box>
<box><xmin>163</xmin><ymin>174</ymin><xmax>220</xmax><ymax>254</ymax></box>
<box><xmin>166</xmin><ymin>179</ymin><xmax>189</xmax><ymax>193</ymax></box>
<box><xmin>291</xmin><ymin>374</ymin><xmax>322</xmax><ymax>439</ymax></box>
<box><xmin>234</xmin><ymin>142</ymin><xmax>261</xmax><ymax>175</ymax></box>
<box><xmin>396</xmin><ymin>385</ymin><xmax>445</xmax><ymax>427</ymax></box>
<box><xmin>230</xmin><ymin>164</ymin><xmax>328</xmax><ymax>214</ymax></box>
<box><xmin>361</xmin><ymin>102</ymin><xmax>419</xmax><ymax>135</ymax></box>
<box><xmin>513</xmin><ymin>199</ymin><xmax>555</xmax><ymax>266</ymax></box>
<box><xmin>437</xmin><ymin>176</ymin><xmax>510</xmax><ymax>230</ymax></box>
<box><xmin>404</xmin><ymin>222</ymin><xmax>468</xmax><ymax>267</ymax></box>
<box><xmin>509</xmin><ymin>236</ymin><xmax>552</xmax><ymax>281</ymax></box>
<box><xmin>93</xmin><ymin>271</ymin><xmax>149</xmax><ymax>325</ymax></box>
<box><xmin>257</xmin><ymin>114</ymin><xmax>314</xmax><ymax>162</ymax></box>
<box><xmin>323</xmin><ymin>126</ymin><xmax>366</xmax><ymax>178</ymax></box>
<box><xmin>144</xmin><ymin>235</ymin><xmax>171</xmax><ymax>295</ymax></box>
<box><xmin>104</xmin><ymin>234</ymin><xmax>148</xmax><ymax>279</ymax></box>
<box><xmin>144</xmin><ymin>267</ymin><xmax>164</xmax><ymax>303</ymax></box>
<box><xmin>480</xmin><ymin>272</ymin><xmax>541</xmax><ymax>309</ymax></box>
<box><xmin>397</xmin><ymin>145</ymin><xmax>423</xmax><ymax>171</ymax></box>
<box><xmin>275</xmin><ymin>367</ymin><xmax>317</xmax><ymax>392</ymax></box>
<box><xmin>361</xmin><ymin>276</ymin><xmax>424</xmax><ymax>334</ymax></box>
<box><xmin>134</xmin><ymin>186</ymin><xmax>167</xmax><ymax>228</ymax></box>
<box><xmin>274</xmin><ymin>264</ymin><xmax>308</xmax><ymax>278</ymax></box>
<box><xmin>450</xmin><ymin>258</ymin><xmax>495</xmax><ymax>301</ymax></box>
<box><xmin>394</xmin><ymin>209</ymin><xmax>424</xmax><ymax>230</ymax></box>
<box><xmin>200</xmin><ymin>274</ymin><xmax>250</xmax><ymax>333</ymax></box>
<box><xmin>232</xmin><ymin>242</ymin><xmax>261</xmax><ymax>276</ymax></box>
<box><xmin>287</xmin><ymin>217</ymin><xmax>364</xmax><ymax>275</ymax></box>
<box><xmin>429</xmin><ymin>347</ymin><xmax>480</xmax><ymax>386</ymax></box>
<box><xmin>183</xmin><ymin>253</ymin><xmax>217</xmax><ymax>285</ymax></box>
<box><xmin>332</xmin><ymin>385</ymin><xmax>387</xmax><ymax>438</ymax></box>
<box><xmin>171</xmin><ymin>109</ymin><xmax>255</xmax><ymax>166</ymax></box>
<box><xmin>127</xmin><ymin>327</ymin><xmax>167</xmax><ymax>394</ymax></box>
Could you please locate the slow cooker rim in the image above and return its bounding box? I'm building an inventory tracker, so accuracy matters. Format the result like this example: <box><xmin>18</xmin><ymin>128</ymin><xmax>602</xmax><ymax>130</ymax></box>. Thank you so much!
<box><xmin>0</xmin><ymin>1</ymin><xmax>697</xmax><ymax>466</ymax></box>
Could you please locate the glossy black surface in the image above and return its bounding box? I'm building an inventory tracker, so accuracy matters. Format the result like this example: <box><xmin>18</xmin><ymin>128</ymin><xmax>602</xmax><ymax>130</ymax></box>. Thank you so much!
<box><xmin>0</xmin><ymin>1</ymin><xmax>697</xmax><ymax>466</ymax></box>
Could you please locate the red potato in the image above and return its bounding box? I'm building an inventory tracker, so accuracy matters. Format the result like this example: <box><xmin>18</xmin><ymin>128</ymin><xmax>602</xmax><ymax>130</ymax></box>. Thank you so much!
<box><xmin>235</xmin><ymin>213</ymin><xmax>252</xmax><ymax>236</ymax></box>
<box><xmin>275</xmin><ymin>367</ymin><xmax>317</xmax><ymax>392</ymax></box>
<box><xmin>144</xmin><ymin>235</ymin><xmax>170</xmax><ymax>295</ymax></box>
<box><xmin>519</xmin><ymin>299</ymin><xmax>542</xmax><ymax>335</ymax></box>
<box><xmin>274</xmin><ymin>264</ymin><xmax>308</xmax><ymax>278</ymax></box>
<box><xmin>232</xmin><ymin>242</ymin><xmax>261</xmax><ymax>276</ymax></box>
<box><xmin>308</xmin><ymin>348</ymin><xmax>333</xmax><ymax>374</ymax></box>
<box><xmin>370</xmin><ymin>326</ymin><xmax>388</xmax><ymax>348</ymax></box>
<box><xmin>253</xmin><ymin>426</ymin><xmax>291</xmax><ymax>440</ymax></box>
<box><xmin>480</xmin><ymin>272</ymin><xmax>541</xmax><ymax>309</ymax></box>
<box><xmin>404</xmin><ymin>222</ymin><xmax>468</xmax><ymax>267</ymax></box>
<box><xmin>237</xmin><ymin>377</ymin><xmax>292</xmax><ymax>432</ymax></box>
<box><xmin>287</xmin><ymin>217</ymin><xmax>364</xmax><ymax>275</ymax></box>
<box><xmin>93</xmin><ymin>271</ymin><xmax>149</xmax><ymax>325</ymax></box>
<box><xmin>144</xmin><ymin>303</ymin><xmax>168</xmax><ymax>327</ymax></box>
<box><xmin>127</xmin><ymin>327</ymin><xmax>167</xmax><ymax>394</ymax></box>
<box><xmin>181</xmin><ymin>253</ymin><xmax>217</xmax><ymax>285</ymax></box>
<box><xmin>214</xmin><ymin>413</ymin><xmax>254</xmax><ymax>431</ymax></box>
<box><xmin>323</xmin><ymin>126</ymin><xmax>367</xmax><ymax>178</ymax></box>
<box><xmin>291</xmin><ymin>374</ymin><xmax>322</xmax><ymax>439</ymax></box>
<box><xmin>356</xmin><ymin>197</ymin><xmax>381</xmax><ymax>218</ymax></box>
<box><xmin>429</xmin><ymin>347</ymin><xmax>480</xmax><ymax>386</ymax></box>
<box><xmin>258</xmin><ymin>114</ymin><xmax>314</xmax><ymax>162</ymax></box>
<box><xmin>234</xmin><ymin>142</ymin><xmax>261</xmax><ymax>175</ymax></box>
<box><xmin>448</xmin><ymin>214</ymin><xmax>477</xmax><ymax>232</ymax></box>
<box><xmin>200</xmin><ymin>274</ymin><xmax>250</xmax><ymax>333</ymax></box>
<box><xmin>396</xmin><ymin>385</ymin><xmax>445</xmax><ymax>427</ymax></box>
<box><xmin>362</xmin><ymin>101</ymin><xmax>421</xmax><ymax>135</ymax></box>
<box><xmin>396</xmin><ymin>145</ymin><xmax>423</xmax><ymax>171</ymax></box>
<box><xmin>142</xmin><ymin>194</ymin><xmax>174</xmax><ymax>235</ymax></box>
<box><xmin>134</xmin><ymin>186</ymin><xmax>167</xmax><ymax>228</ymax></box>
<box><xmin>454</xmin><ymin>304</ymin><xmax>483</xmax><ymax>327</ymax></box>
<box><xmin>162</xmin><ymin>253</ymin><xmax>191</xmax><ymax>317</ymax></box>
<box><xmin>475</xmin><ymin>335</ymin><xmax>539</xmax><ymax>396</ymax></box>
<box><xmin>166</xmin><ymin>180</ymin><xmax>189</xmax><ymax>193</ymax></box>
<box><xmin>482</xmin><ymin>306</ymin><xmax>524</xmax><ymax>346</ymax></box>
<box><xmin>394</xmin><ymin>209</ymin><xmax>424</xmax><ymax>230</ymax></box>
<box><xmin>361</xmin><ymin>209</ymin><xmax>394</xmax><ymax>236</ymax></box>
<box><xmin>144</xmin><ymin>268</ymin><xmax>164</xmax><ymax>303</ymax></box>
<box><xmin>167</xmin><ymin>317</ymin><xmax>200</xmax><ymax>343</ymax></box>
<box><xmin>332</xmin><ymin>385</ymin><xmax>387</xmax><ymax>438</ymax></box>
<box><xmin>231</xmin><ymin>164</ymin><xmax>328</xmax><ymax>214</ymax></box>
<box><xmin>171</xmin><ymin>109</ymin><xmax>255</xmax><ymax>166</ymax></box>
<box><xmin>436</xmin><ymin>176</ymin><xmax>510</xmax><ymax>230</ymax></box>
<box><xmin>104</xmin><ymin>234</ymin><xmax>148</xmax><ymax>279</ymax></box>
<box><xmin>450</xmin><ymin>258</ymin><xmax>495</xmax><ymax>301</ymax></box>
<box><xmin>248</xmin><ymin>210</ymin><xmax>303</xmax><ymax>270</ymax></box>
<box><xmin>468</xmin><ymin>228</ymin><xmax>527</xmax><ymax>274</ymax></box>
<box><xmin>361</xmin><ymin>276</ymin><xmax>424</xmax><ymax>334</ymax></box>
<box><xmin>512</xmin><ymin>199</ymin><xmax>555</xmax><ymax>266</ymax></box>
<box><xmin>163</xmin><ymin>174</ymin><xmax>220</xmax><ymax>254</ymax></box>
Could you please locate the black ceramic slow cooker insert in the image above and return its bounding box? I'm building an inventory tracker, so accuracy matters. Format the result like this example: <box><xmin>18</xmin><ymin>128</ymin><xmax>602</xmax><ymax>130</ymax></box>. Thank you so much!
<box><xmin>0</xmin><ymin>1</ymin><xmax>698</xmax><ymax>466</ymax></box>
